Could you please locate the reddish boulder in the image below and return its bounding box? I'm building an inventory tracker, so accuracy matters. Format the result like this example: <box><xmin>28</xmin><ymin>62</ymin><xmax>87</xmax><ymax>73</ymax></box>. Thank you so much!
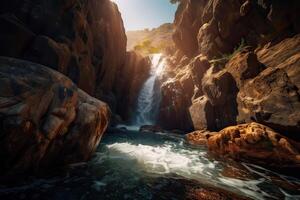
<box><xmin>0</xmin><ymin>57</ymin><xmax>110</xmax><ymax>177</ymax></box>
<box><xmin>187</xmin><ymin>123</ymin><xmax>300</xmax><ymax>169</ymax></box>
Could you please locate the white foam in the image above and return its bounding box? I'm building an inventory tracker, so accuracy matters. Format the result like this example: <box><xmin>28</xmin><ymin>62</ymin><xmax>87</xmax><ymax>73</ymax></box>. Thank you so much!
<box><xmin>106</xmin><ymin>142</ymin><xmax>215</xmax><ymax>177</ymax></box>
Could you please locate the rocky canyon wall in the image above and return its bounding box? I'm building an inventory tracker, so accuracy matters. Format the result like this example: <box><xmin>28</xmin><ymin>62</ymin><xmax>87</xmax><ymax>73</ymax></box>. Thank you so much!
<box><xmin>0</xmin><ymin>0</ymin><xmax>150</xmax><ymax>120</ymax></box>
<box><xmin>0</xmin><ymin>0</ymin><xmax>127</xmax><ymax>95</ymax></box>
<box><xmin>160</xmin><ymin>0</ymin><xmax>300</xmax><ymax>140</ymax></box>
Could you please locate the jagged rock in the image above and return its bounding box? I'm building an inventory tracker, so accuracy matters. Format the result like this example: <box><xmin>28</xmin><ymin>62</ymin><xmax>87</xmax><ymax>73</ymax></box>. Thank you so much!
<box><xmin>173</xmin><ymin>0</ymin><xmax>300</xmax><ymax>59</ymax></box>
<box><xmin>225</xmin><ymin>51</ymin><xmax>265</xmax><ymax>85</ymax></box>
<box><xmin>186</xmin><ymin>123</ymin><xmax>300</xmax><ymax>169</ymax></box>
<box><xmin>158</xmin><ymin>79</ymin><xmax>193</xmax><ymax>131</ymax></box>
<box><xmin>164</xmin><ymin>0</ymin><xmax>300</xmax><ymax>136</ymax></box>
<box><xmin>159</xmin><ymin>55</ymin><xmax>211</xmax><ymax>131</ymax></box>
<box><xmin>201</xmin><ymin>70</ymin><xmax>239</xmax><ymax>130</ymax></box>
<box><xmin>238</xmin><ymin>35</ymin><xmax>300</xmax><ymax>140</ymax></box>
<box><xmin>0</xmin><ymin>57</ymin><xmax>110</xmax><ymax>177</ymax></box>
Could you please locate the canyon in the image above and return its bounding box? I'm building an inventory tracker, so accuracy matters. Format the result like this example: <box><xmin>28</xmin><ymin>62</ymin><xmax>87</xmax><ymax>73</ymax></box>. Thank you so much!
<box><xmin>0</xmin><ymin>0</ymin><xmax>300</xmax><ymax>199</ymax></box>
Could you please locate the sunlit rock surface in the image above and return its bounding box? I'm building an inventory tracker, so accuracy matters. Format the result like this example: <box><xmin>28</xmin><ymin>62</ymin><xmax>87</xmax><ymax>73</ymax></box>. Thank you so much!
<box><xmin>187</xmin><ymin>122</ymin><xmax>300</xmax><ymax>169</ymax></box>
<box><xmin>159</xmin><ymin>0</ymin><xmax>300</xmax><ymax>139</ymax></box>
<box><xmin>0</xmin><ymin>57</ymin><xmax>110</xmax><ymax>177</ymax></box>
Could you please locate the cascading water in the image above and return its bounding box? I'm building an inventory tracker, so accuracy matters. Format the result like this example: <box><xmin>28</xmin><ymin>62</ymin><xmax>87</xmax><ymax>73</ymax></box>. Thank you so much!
<box><xmin>132</xmin><ymin>53</ymin><xmax>165</xmax><ymax>126</ymax></box>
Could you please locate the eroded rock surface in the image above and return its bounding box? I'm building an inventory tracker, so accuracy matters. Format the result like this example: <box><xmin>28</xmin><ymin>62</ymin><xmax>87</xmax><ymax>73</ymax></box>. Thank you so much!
<box><xmin>159</xmin><ymin>0</ymin><xmax>300</xmax><ymax>139</ymax></box>
<box><xmin>0</xmin><ymin>57</ymin><xmax>110</xmax><ymax>176</ymax></box>
<box><xmin>186</xmin><ymin>123</ymin><xmax>300</xmax><ymax>169</ymax></box>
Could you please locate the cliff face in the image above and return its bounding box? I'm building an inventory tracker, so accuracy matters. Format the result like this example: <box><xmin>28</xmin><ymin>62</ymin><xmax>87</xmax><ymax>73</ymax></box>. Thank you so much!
<box><xmin>0</xmin><ymin>0</ymin><xmax>150</xmax><ymax>120</ymax></box>
<box><xmin>0</xmin><ymin>0</ymin><xmax>126</xmax><ymax>96</ymax></box>
<box><xmin>173</xmin><ymin>0</ymin><xmax>300</xmax><ymax>59</ymax></box>
<box><xmin>160</xmin><ymin>0</ymin><xmax>300</xmax><ymax>140</ymax></box>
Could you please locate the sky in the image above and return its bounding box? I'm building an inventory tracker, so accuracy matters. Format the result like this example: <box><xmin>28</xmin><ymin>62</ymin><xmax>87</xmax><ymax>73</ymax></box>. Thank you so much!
<box><xmin>112</xmin><ymin>0</ymin><xmax>178</xmax><ymax>31</ymax></box>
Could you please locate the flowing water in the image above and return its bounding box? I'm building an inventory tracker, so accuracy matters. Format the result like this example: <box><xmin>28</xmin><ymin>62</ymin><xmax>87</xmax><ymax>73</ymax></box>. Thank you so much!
<box><xmin>131</xmin><ymin>53</ymin><xmax>165</xmax><ymax>126</ymax></box>
<box><xmin>1</xmin><ymin>130</ymin><xmax>300</xmax><ymax>200</ymax></box>
<box><xmin>1</xmin><ymin>54</ymin><xmax>300</xmax><ymax>200</ymax></box>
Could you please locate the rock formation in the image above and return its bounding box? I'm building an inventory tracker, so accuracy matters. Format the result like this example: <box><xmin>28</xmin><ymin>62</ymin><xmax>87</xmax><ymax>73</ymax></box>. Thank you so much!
<box><xmin>0</xmin><ymin>0</ymin><xmax>150</xmax><ymax>122</ymax></box>
<box><xmin>0</xmin><ymin>0</ymin><xmax>126</xmax><ymax>96</ymax></box>
<box><xmin>159</xmin><ymin>0</ymin><xmax>300</xmax><ymax>141</ymax></box>
<box><xmin>114</xmin><ymin>51</ymin><xmax>151</xmax><ymax>121</ymax></box>
<box><xmin>186</xmin><ymin>122</ymin><xmax>300</xmax><ymax>169</ymax></box>
<box><xmin>0</xmin><ymin>57</ymin><xmax>110</xmax><ymax>177</ymax></box>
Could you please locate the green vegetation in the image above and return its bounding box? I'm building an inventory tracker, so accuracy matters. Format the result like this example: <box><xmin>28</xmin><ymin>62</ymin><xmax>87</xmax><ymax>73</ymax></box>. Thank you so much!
<box><xmin>127</xmin><ymin>23</ymin><xmax>174</xmax><ymax>55</ymax></box>
<box><xmin>210</xmin><ymin>39</ymin><xmax>247</xmax><ymax>65</ymax></box>
<box><xmin>134</xmin><ymin>40</ymin><xmax>160</xmax><ymax>54</ymax></box>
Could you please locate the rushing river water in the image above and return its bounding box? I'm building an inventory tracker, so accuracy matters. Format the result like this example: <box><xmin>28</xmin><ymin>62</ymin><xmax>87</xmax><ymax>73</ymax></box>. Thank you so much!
<box><xmin>1</xmin><ymin>129</ymin><xmax>300</xmax><ymax>200</ymax></box>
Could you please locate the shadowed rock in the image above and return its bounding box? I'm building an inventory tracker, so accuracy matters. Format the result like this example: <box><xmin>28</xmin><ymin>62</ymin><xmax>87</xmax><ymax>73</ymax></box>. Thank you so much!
<box><xmin>0</xmin><ymin>57</ymin><xmax>110</xmax><ymax>177</ymax></box>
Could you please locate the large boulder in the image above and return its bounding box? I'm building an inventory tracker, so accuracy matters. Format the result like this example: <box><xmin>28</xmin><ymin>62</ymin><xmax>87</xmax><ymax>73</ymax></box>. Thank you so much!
<box><xmin>0</xmin><ymin>57</ymin><xmax>110</xmax><ymax>177</ymax></box>
<box><xmin>186</xmin><ymin>123</ymin><xmax>300</xmax><ymax>169</ymax></box>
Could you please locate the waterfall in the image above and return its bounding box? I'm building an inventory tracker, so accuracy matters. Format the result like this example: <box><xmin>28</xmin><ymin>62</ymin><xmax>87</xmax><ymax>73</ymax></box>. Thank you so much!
<box><xmin>132</xmin><ymin>54</ymin><xmax>165</xmax><ymax>126</ymax></box>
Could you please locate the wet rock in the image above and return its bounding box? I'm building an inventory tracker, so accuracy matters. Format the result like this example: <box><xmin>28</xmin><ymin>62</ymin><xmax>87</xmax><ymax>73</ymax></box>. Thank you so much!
<box><xmin>0</xmin><ymin>57</ymin><xmax>110</xmax><ymax>177</ymax></box>
<box><xmin>139</xmin><ymin>125</ymin><xmax>165</xmax><ymax>133</ymax></box>
<box><xmin>186</xmin><ymin>187</ymin><xmax>248</xmax><ymax>200</ymax></box>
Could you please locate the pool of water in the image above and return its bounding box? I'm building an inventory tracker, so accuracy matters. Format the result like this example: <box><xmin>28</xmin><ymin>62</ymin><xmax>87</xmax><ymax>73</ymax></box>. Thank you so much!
<box><xmin>1</xmin><ymin>129</ymin><xmax>300</xmax><ymax>200</ymax></box>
